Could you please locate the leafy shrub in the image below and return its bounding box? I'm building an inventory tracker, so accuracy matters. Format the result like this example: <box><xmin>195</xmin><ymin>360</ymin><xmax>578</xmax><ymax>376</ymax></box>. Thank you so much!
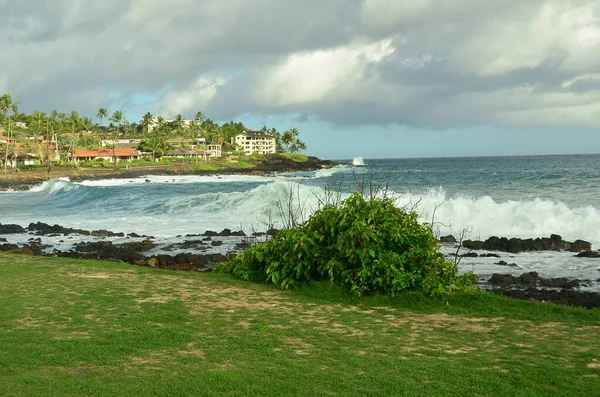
<box><xmin>215</xmin><ymin>193</ymin><xmax>477</xmax><ymax>298</ymax></box>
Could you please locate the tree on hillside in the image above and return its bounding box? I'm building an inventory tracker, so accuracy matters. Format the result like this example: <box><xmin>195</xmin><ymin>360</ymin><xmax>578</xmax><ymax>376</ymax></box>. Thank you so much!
<box><xmin>141</xmin><ymin>112</ymin><xmax>154</xmax><ymax>135</ymax></box>
<box><xmin>97</xmin><ymin>108</ymin><xmax>108</xmax><ymax>127</ymax></box>
<box><xmin>281</xmin><ymin>128</ymin><xmax>307</xmax><ymax>153</ymax></box>
<box><xmin>1</xmin><ymin>94</ymin><xmax>20</xmax><ymax>171</ymax></box>
<box><xmin>109</xmin><ymin>110</ymin><xmax>123</xmax><ymax>168</ymax></box>
<box><xmin>140</xmin><ymin>137</ymin><xmax>172</xmax><ymax>162</ymax></box>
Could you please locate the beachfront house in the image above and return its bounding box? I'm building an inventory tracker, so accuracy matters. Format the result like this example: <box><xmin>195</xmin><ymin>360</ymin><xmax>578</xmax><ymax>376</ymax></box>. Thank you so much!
<box><xmin>72</xmin><ymin>148</ymin><xmax>141</xmax><ymax>163</ymax></box>
<box><xmin>231</xmin><ymin>131</ymin><xmax>276</xmax><ymax>155</ymax></box>
<box><xmin>0</xmin><ymin>135</ymin><xmax>17</xmax><ymax>145</ymax></box>
<box><xmin>101</xmin><ymin>138</ymin><xmax>144</xmax><ymax>148</ymax></box>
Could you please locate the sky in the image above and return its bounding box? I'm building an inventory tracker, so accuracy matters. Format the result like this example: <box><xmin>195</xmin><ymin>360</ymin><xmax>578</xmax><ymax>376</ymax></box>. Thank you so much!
<box><xmin>1</xmin><ymin>0</ymin><xmax>599</xmax><ymax>160</ymax></box>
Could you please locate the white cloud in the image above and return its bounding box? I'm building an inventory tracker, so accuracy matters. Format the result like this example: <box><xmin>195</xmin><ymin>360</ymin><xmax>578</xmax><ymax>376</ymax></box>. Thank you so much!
<box><xmin>156</xmin><ymin>76</ymin><xmax>229</xmax><ymax>117</ymax></box>
<box><xmin>257</xmin><ymin>39</ymin><xmax>395</xmax><ymax>107</ymax></box>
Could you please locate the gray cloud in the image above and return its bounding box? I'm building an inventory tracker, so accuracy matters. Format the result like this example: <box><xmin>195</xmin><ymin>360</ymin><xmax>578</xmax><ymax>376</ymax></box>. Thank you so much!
<box><xmin>1</xmin><ymin>0</ymin><xmax>599</xmax><ymax>128</ymax></box>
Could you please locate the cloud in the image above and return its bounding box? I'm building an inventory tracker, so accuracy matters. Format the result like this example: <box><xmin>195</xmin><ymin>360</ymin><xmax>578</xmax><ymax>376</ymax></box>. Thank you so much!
<box><xmin>0</xmin><ymin>0</ymin><xmax>598</xmax><ymax>129</ymax></box>
<box><xmin>256</xmin><ymin>39</ymin><xmax>394</xmax><ymax>107</ymax></box>
<box><xmin>156</xmin><ymin>76</ymin><xmax>229</xmax><ymax>117</ymax></box>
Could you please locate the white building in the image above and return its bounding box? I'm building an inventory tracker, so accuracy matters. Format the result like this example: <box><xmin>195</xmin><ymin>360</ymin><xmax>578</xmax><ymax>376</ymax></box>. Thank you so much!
<box><xmin>232</xmin><ymin>131</ymin><xmax>277</xmax><ymax>155</ymax></box>
<box><xmin>101</xmin><ymin>138</ymin><xmax>144</xmax><ymax>147</ymax></box>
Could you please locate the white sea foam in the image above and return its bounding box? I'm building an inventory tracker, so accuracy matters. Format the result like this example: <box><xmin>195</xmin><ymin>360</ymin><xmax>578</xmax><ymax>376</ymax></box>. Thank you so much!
<box><xmin>392</xmin><ymin>187</ymin><xmax>600</xmax><ymax>245</ymax></box>
<box><xmin>76</xmin><ymin>174</ymin><xmax>280</xmax><ymax>187</ymax></box>
<box><xmin>352</xmin><ymin>157</ymin><xmax>366</xmax><ymax>166</ymax></box>
<box><xmin>4</xmin><ymin>178</ymin><xmax>600</xmax><ymax>246</ymax></box>
<box><xmin>28</xmin><ymin>177</ymin><xmax>77</xmax><ymax>194</ymax></box>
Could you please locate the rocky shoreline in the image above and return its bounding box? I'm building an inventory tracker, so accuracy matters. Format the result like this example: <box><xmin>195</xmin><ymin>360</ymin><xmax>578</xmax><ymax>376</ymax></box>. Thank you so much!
<box><xmin>0</xmin><ymin>155</ymin><xmax>342</xmax><ymax>190</ymax></box>
<box><xmin>2</xmin><ymin>223</ymin><xmax>600</xmax><ymax>308</ymax></box>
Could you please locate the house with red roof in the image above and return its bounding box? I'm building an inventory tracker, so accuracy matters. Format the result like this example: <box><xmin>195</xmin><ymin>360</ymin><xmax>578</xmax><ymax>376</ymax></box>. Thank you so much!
<box><xmin>72</xmin><ymin>148</ymin><xmax>141</xmax><ymax>162</ymax></box>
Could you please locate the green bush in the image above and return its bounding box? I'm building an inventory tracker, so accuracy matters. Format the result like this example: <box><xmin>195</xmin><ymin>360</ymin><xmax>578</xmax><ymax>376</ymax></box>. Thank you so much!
<box><xmin>215</xmin><ymin>193</ymin><xmax>477</xmax><ymax>298</ymax></box>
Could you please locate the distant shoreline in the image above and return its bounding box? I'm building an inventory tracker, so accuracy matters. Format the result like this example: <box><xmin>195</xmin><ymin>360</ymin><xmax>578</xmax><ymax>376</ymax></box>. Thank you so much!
<box><xmin>0</xmin><ymin>156</ymin><xmax>344</xmax><ymax>190</ymax></box>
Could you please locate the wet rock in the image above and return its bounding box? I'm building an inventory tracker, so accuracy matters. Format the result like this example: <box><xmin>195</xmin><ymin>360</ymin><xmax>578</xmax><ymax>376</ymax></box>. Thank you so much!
<box><xmin>0</xmin><ymin>243</ymin><xmax>19</xmax><ymax>251</ymax></box>
<box><xmin>0</xmin><ymin>237</ymin><xmax>6</xmax><ymax>242</ymax></box>
<box><xmin>496</xmin><ymin>260</ymin><xmax>519</xmax><ymax>267</ymax></box>
<box><xmin>439</xmin><ymin>235</ymin><xmax>457</xmax><ymax>243</ymax></box>
<box><xmin>211</xmin><ymin>240</ymin><xmax>223</xmax><ymax>247</ymax></box>
<box><xmin>202</xmin><ymin>237</ymin><xmax>212</xmax><ymax>241</ymax></box>
<box><xmin>480</xmin><ymin>253</ymin><xmax>501</xmax><ymax>258</ymax></box>
<box><xmin>519</xmin><ymin>272</ymin><xmax>539</xmax><ymax>285</ymax></box>
<box><xmin>462</xmin><ymin>239</ymin><xmax>484</xmax><ymax>250</ymax></box>
<box><xmin>575</xmin><ymin>251</ymin><xmax>600</xmax><ymax>258</ymax></box>
<box><xmin>489</xmin><ymin>274</ymin><xmax>518</xmax><ymax>286</ymax></box>
<box><xmin>550</xmin><ymin>234</ymin><xmax>562</xmax><ymax>251</ymax></box>
<box><xmin>482</xmin><ymin>236</ymin><xmax>509</xmax><ymax>252</ymax></box>
<box><xmin>72</xmin><ymin>241</ymin><xmax>145</xmax><ymax>263</ymax></box>
<box><xmin>91</xmin><ymin>229</ymin><xmax>124</xmax><ymax>237</ymax></box>
<box><xmin>135</xmin><ymin>253</ymin><xmax>228</xmax><ymax>271</ymax></box>
<box><xmin>571</xmin><ymin>239</ymin><xmax>593</xmax><ymax>252</ymax></box>
<box><xmin>507</xmin><ymin>238</ymin><xmax>524</xmax><ymax>253</ymax></box>
<box><xmin>460</xmin><ymin>252</ymin><xmax>478</xmax><ymax>258</ymax></box>
<box><xmin>540</xmin><ymin>277</ymin><xmax>580</xmax><ymax>289</ymax></box>
<box><xmin>490</xmin><ymin>288</ymin><xmax>600</xmax><ymax>309</ymax></box>
<box><xmin>0</xmin><ymin>223</ymin><xmax>25</xmax><ymax>234</ymax></box>
<box><xmin>28</xmin><ymin>222</ymin><xmax>91</xmax><ymax>236</ymax></box>
<box><xmin>203</xmin><ymin>230</ymin><xmax>219</xmax><ymax>237</ymax></box>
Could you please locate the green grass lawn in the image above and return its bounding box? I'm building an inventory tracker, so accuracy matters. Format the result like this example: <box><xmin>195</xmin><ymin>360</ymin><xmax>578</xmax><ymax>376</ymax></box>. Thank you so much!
<box><xmin>0</xmin><ymin>252</ymin><xmax>599</xmax><ymax>396</ymax></box>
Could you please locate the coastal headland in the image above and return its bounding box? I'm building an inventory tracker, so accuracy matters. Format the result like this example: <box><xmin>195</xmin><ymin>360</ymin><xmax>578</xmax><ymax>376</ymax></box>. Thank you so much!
<box><xmin>0</xmin><ymin>154</ymin><xmax>341</xmax><ymax>190</ymax></box>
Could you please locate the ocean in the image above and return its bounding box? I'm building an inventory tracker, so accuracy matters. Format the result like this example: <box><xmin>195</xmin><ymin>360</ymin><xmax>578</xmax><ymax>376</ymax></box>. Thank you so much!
<box><xmin>2</xmin><ymin>154</ymin><xmax>600</xmax><ymax>289</ymax></box>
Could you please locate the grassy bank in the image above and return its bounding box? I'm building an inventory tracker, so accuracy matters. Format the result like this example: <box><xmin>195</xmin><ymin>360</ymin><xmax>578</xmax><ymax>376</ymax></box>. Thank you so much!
<box><xmin>0</xmin><ymin>252</ymin><xmax>599</xmax><ymax>396</ymax></box>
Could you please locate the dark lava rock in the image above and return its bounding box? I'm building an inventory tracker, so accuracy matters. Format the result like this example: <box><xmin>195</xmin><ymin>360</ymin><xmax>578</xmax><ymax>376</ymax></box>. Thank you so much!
<box><xmin>540</xmin><ymin>277</ymin><xmax>580</xmax><ymax>289</ymax></box>
<box><xmin>496</xmin><ymin>260</ymin><xmax>519</xmax><ymax>267</ymax></box>
<box><xmin>519</xmin><ymin>272</ymin><xmax>539</xmax><ymax>285</ymax></box>
<box><xmin>0</xmin><ymin>237</ymin><xmax>6</xmax><ymax>242</ymax></box>
<box><xmin>489</xmin><ymin>274</ymin><xmax>518</xmax><ymax>286</ymax></box>
<box><xmin>137</xmin><ymin>253</ymin><xmax>229</xmax><ymax>271</ymax></box>
<box><xmin>28</xmin><ymin>222</ymin><xmax>91</xmax><ymax>236</ymax></box>
<box><xmin>460</xmin><ymin>252</ymin><xmax>478</xmax><ymax>258</ymax></box>
<box><xmin>482</xmin><ymin>236</ymin><xmax>509</xmax><ymax>252</ymax></box>
<box><xmin>507</xmin><ymin>238</ymin><xmax>524</xmax><ymax>253</ymax></box>
<box><xmin>439</xmin><ymin>235</ymin><xmax>457</xmax><ymax>243</ymax></box>
<box><xmin>490</xmin><ymin>288</ymin><xmax>600</xmax><ymax>309</ymax></box>
<box><xmin>571</xmin><ymin>239</ymin><xmax>592</xmax><ymax>252</ymax></box>
<box><xmin>203</xmin><ymin>230</ymin><xmax>219</xmax><ymax>237</ymax></box>
<box><xmin>575</xmin><ymin>251</ymin><xmax>600</xmax><ymax>258</ymax></box>
<box><xmin>72</xmin><ymin>241</ymin><xmax>144</xmax><ymax>263</ymax></box>
<box><xmin>0</xmin><ymin>223</ymin><xmax>25</xmax><ymax>234</ymax></box>
<box><xmin>462</xmin><ymin>239</ymin><xmax>484</xmax><ymax>250</ymax></box>
<box><xmin>211</xmin><ymin>240</ymin><xmax>223</xmax><ymax>247</ymax></box>
<box><xmin>480</xmin><ymin>253</ymin><xmax>501</xmax><ymax>258</ymax></box>
<box><xmin>202</xmin><ymin>237</ymin><xmax>212</xmax><ymax>241</ymax></box>
<box><xmin>91</xmin><ymin>229</ymin><xmax>124</xmax><ymax>237</ymax></box>
<box><xmin>0</xmin><ymin>243</ymin><xmax>19</xmax><ymax>251</ymax></box>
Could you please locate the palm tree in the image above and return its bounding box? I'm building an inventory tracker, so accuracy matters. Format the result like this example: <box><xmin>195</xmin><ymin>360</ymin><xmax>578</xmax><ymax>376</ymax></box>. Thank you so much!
<box><xmin>109</xmin><ymin>110</ymin><xmax>123</xmax><ymax>168</ymax></box>
<box><xmin>1</xmin><ymin>94</ymin><xmax>20</xmax><ymax>171</ymax></box>
<box><xmin>97</xmin><ymin>108</ymin><xmax>108</xmax><ymax>126</ymax></box>
<box><xmin>141</xmin><ymin>112</ymin><xmax>154</xmax><ymax>135</ymax></box>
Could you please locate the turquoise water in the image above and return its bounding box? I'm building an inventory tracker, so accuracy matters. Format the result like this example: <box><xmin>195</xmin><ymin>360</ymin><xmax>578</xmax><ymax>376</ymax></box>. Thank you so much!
<box><xmin>1</xmin><ymin>154</ymin><xmax>600</xmax><ymax>243</ymax></box>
